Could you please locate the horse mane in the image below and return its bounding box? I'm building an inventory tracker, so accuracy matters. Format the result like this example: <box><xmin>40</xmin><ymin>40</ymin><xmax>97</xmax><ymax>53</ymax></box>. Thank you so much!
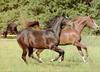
<box><xmin>46</xmin><ymin>16</ymin><xmax>75</xmax><ymax>30</ymax></box>
<box><xmin>72</xmin><ymin>16</ymin><xmax>82</xmax><ymax>21</ymax></box>
<box><xmin>46</xmin><ymin>16</ymin><xmax>62</xmax><ymax>28</ymax></box>
<box><xmin>72</xmin><ymin>16</ymin><xmax>91</xmax><ymax>21</ymax></box>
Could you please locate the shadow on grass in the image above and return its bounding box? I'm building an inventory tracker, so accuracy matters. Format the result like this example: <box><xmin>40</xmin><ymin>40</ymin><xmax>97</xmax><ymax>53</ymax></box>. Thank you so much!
<box><xmin>27</xmin><ymin>58</ymin><xmax>82</xmax><ymax>68</ymax></box>
<box><xmin>0</xmin><ymin>35</ymin><xmax>16</xmax><ymax>39</ymax></box>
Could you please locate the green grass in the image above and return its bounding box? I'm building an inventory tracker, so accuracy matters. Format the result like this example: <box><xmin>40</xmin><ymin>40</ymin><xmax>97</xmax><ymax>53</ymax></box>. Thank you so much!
<box><xmin>0</xmin><ymin>36</ymin><xmax>100</xmax><ymax>72</ymax></box>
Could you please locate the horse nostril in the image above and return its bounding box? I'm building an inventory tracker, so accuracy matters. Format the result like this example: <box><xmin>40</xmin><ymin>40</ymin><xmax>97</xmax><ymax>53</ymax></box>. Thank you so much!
<box><xmin>95</xmin><ymin>27</ymin><xmax>99</xmax><ymax>31</ymax></box>
<box><xmin>96</xmin><ymin>26</ymin><xmax>99</xmax><ymax>30</ymax></box>
<box><xmin>94</xmin><ymin>25</ymin><xmax>99</xmax><ymax>29</ymax></box>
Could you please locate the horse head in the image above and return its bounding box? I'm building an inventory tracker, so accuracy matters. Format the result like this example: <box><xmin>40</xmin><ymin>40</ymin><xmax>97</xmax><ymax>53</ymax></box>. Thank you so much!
<box><xmin>85</xmin><ymin>16</ymin><xmax>99</xmax><ymax>31</ymax></box>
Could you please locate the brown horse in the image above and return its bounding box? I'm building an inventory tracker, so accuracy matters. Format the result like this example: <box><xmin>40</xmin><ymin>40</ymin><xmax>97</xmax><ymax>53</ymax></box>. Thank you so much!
<box><xmin>3</xmin><ymin>21</ymin><xmax>18</xmax><ymax>38</ymax></box>
<box><xmin>34</xmin><ymin>16</ymin><xmax>98</xmax><ymax>63</ymax></box>
<box><xmin>17</xmin><ymin>16</ymin><xmax>71</xmax><ymax>64</ymax></box>
<box><xmin>3</xmin><ymin>20</ymin><xmax>40</xmax><ymax>38</ymax></box>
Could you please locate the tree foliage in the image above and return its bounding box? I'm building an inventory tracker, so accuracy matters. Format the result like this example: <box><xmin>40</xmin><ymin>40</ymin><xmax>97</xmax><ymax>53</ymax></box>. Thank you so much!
<box><xmin>0</xmin><ymin>0</ymin><xmax>100</xmax><ymax>32</ymax></box>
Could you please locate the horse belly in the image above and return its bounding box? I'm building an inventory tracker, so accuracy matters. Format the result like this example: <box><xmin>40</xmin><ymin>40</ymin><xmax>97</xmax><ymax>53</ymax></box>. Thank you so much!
<box><xmin>60</xmin><ymin>33</ymin><xmax>70</xmax><ymax>44</ymax></box>
<box><xmin>34</xmin><ymin>41</ymin><xmax>47</xmax><ymax>49</ymax></box>
<box><xmin>59</xmin><ymin>31</ymin><xmax>79</xmax><ymax>44</ymax></box>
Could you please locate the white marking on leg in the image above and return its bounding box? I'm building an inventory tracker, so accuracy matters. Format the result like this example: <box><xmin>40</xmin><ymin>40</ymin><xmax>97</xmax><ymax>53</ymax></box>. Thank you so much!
<box><xmin>50</xmin><ymin>59</ymin><xmax>54</xmax><ymax>62</ymax></box>
<box><xmin>39</xmin><ymin>58</ymin><xmax>42</xmax><ymax>61</ymax></box>
<box><xmin>58</xmin><ymin>56</ymin><xmax>62</xmax><ymax>63</ymax></box>
<box><xmin>93</xmin><ymin>20</ymin><xmax>98</xmax><ymax>29</ymax></box>
<box><xmin>82</xmin><ymin>56</ymin><xmax>88</xmax><ymax>64</ymax></box>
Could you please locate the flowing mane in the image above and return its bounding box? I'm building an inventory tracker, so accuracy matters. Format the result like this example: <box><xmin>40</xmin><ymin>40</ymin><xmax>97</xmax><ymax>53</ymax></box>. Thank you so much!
<box><xmin>46</xmin><ymin>16</ymin><xmax>70</xmax><ymax>29</ymax></box>
<box><xmin>46</xmin><ymin>16</ymin><xmax>61</xmax><ymax>28</ymax></box>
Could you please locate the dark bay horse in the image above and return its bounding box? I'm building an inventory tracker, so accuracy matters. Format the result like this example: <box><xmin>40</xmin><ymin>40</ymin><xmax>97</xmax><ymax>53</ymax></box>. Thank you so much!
<box><xmin>17</xmin><ymin>16</ymin><xmax>71</xmax><ymax>64</ymax></box>
<box><xmin>34</xmin><ymin>16</ymin><xmax>98</xmax><ymax>63</ymax></box>
<box><xmin>3</xmin><ymin>21</ymin><xmax>18</xmax><ymax>38</ymax></box>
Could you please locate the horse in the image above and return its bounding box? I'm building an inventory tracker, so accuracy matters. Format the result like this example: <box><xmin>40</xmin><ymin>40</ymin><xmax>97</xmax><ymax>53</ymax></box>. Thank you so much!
<box><xmin>3</xmin><ymin>21</ymin><xmax>18</xmax><ymax>38</ymax></box>
<box><xmin>3</xmin><ymin>20</ymin><xmax>40</xmax><ymax>38</ymax></box>
<box><xmin>33</xmin><ymin>16</ymin><xmax>98</xmax><ymax>63</ymax></box>
<box><xmin>17</xmin><ymin>16</ymin><xmax>71</xmax><ymax>64</ymax></box>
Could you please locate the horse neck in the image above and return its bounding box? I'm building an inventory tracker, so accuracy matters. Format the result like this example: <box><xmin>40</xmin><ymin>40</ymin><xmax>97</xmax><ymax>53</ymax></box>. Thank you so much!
<box><xmin>51</xmin><ymin>18</ymin><xmax>63</xmax><ymax>39</ymax></box>
<box><xmin>74</xmin><ymin>19</ymin><xmax>86</xmax><ymax>34</ymax></box>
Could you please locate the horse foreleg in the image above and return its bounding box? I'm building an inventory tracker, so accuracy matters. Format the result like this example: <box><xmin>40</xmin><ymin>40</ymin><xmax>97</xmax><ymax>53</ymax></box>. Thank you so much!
<box><xmin>74</xmin><ymin>42</ymin><xmax>88</xmax><ymax>63</ymax></box>
<box><xmin>76</xmin><ymin>46</ymin><xmax>85</xmax><ymax>62</ymax></box>
<box><xmin>36</xmin><ymin>49</ymin><xmax>44</xmax><ymax>62</ymax></box>
<box><xmin>17</xmin><ymin>40</ymin><xmax>28</xmax><ymax>64</ymax></box>
<box><xmin>51</xmin><ymin>46</ymin><xmax>64</xmax><ymax>62</ymax></box>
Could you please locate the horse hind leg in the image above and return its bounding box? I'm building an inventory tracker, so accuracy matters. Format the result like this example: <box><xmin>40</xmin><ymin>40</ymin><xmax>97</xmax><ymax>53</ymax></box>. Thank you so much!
<box><xmin>28</xmin><ymin>48</ymin><xmax>43</xmax><ymax>63</ymax></box>
<box><xmin>76</xmin><ymin>46</ymin><xmax>85</xmax><ymax>62</ymax></box>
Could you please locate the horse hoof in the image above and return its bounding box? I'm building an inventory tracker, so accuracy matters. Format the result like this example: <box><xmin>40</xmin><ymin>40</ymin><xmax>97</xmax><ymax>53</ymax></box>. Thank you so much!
<box><xmin>58</xmin><ymin>59</ymin><xmax>62</xmax><ymax>63</ymax></box>
<box><xmin>82</xmin><ymin>57</ymin><xmax>87</xmax><ymax>63</ymax></box>
<box><xmin>38</xmin><ymin>58</ymin><xmax>43</xmax><ymax>63</ymax></box>
<box><xmin>50</xmin><ymin>59</ymin><xmax>54</xmax><ymax>62</ymax></box>
<box><xmin>24</xmin><ymin>61</ymin><xmax>28</xmax><ymax>64</ymax></box>
<box><xmin>39</xmin><ymin>58</ymin><xmax>42</xmax><ymax>61</ymax></box>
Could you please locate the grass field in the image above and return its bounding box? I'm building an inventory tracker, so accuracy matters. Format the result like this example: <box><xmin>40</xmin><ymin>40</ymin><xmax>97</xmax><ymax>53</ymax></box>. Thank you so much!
<box><xmin>0</xmin><ymin>36</ymin><xmax>100</xmax><ymax>72</ymax></box>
